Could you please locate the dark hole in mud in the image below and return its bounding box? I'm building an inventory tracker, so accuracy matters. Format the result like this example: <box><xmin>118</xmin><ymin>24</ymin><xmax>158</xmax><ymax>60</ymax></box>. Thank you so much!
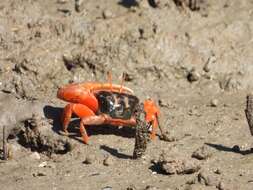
<box><xmin>149</xmin><ymin>163</ymin><xmax>168</xmax><ymax>175</ymax></box>
<box><xmin>147</xmin><ymin>0</ymin><xmax>158</xmax><ymax>8</ymax></box>
<box><xmin>118</xmin><ymin>0</ymin><xmax>139</xmax><ymax>8</ymax></box>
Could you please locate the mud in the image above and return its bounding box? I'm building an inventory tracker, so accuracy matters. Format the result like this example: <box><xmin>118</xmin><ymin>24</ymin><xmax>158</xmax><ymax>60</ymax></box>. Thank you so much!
<box><xmin>1</xmin><ymin>0</ymin><xmax>253</xmax><ymax>189</ymax></box>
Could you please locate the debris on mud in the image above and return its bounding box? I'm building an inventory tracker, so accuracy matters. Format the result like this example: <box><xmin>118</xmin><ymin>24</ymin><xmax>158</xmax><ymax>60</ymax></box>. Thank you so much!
<box><xmin>154</xmin><ymin>153</ymin><xmax>201</xmax><ymax>175</ymax></box>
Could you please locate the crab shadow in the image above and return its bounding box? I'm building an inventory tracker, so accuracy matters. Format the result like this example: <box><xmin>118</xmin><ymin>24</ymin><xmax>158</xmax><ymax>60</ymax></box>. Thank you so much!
<box><xmin>100</xmin><ymin>145</ymin><xmax>132</xmax><ymax>159</ymax></box>
<box><xmin>43</xmin><ymin>105</ymin><xmax>136</xmax><ymax>143</ymax></box>
<box><xmin>205</xmin><ymin>143</ymin><xmax>253</xmax><ymax>155</ymax></box>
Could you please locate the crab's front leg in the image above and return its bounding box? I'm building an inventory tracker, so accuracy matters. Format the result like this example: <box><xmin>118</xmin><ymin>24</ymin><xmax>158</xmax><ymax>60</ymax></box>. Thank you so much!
<box><xmin>61</xmin><ymin>103</ymin><xmax>105</xmax><ymax>144</ymax></box>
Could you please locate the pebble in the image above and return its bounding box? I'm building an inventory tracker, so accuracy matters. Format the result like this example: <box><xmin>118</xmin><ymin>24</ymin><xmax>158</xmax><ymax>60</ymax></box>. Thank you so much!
<box><xmin>214</xmin><ymin>168</ymin><xmax>222</xmax><ymax>175</ymax></box>
<box><xmin>217</xmin><ymin>182</ymin><xmax>226</xmax><ymax>190</ymax></box>
<box><xmin>83</xmin><ymin>154</ymin><xmax>96</xmax><ymax>164</ymax></box>
<box><xmin>198</xmin><ymin>171</ymin><xmax>220</xmax><ymax>186</ymax></box>
<box><xmin>102</xmin><ymin>9</ymin><xmax>114</xmax><ymax>19</ymax></box>
<box><xmin>101</xmin><ymin>186</ymin><xmax>112</xmax><ymax>190</ymax></box>
<box><xmin>75</xmin><ymin>0</ymin><xmax>84</xmax><ymax>12</ymax></box>
<box><xmin>38</xmin><ymin>161</ymin><xmax>47</xmax><ymax>168</ymax></box>
<box><xmin>29</xmin><ymin>152</ymin><xmax>41</xmax><ymax>160</ymax></box>
<box><xmin>57</xmin><ymin>0</ymin><xmax>67</xmax><ymax>4</ymax></box>
<box><xmin>103</xmin><ymin>156</ymin><xmax>113</xmax><ymax>166</ymax></box>
<box><xmin>126</xmin><ymin>185</ymin><xmax>137</xmax><ymax>190</ymax></box>
<box><xmin>144</xmin><ymin>185</ymin><xmax>160</xmax><ymax>190</ymax></box>
<box><xmin>210</xmin><ymin>99</ymin><xmax>219</xmax><ymax>107</ymax></box>
<box><xmin>187</xmin><ymin>69</ymin><xmax>200</xmax><ymax>82</ymax></box>
<box><xmin>33</xmin><ymin>172</ymin><xmax>47</xmax><ymax>177</ymax></box>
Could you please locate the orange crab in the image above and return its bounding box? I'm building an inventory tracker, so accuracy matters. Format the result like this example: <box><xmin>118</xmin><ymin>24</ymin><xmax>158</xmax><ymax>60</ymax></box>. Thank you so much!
<box><xmin>57</xmin><ymin>74</ymin><xmax>160</xmax><ymax>144</ymax></box>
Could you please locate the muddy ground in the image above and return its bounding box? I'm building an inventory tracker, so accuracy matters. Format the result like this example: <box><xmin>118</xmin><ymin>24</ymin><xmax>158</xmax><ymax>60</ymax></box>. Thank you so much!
<box><xmin>1</xmin><ymin>0</ymin><xmax>253</xmax><ymax>189</ymax></box>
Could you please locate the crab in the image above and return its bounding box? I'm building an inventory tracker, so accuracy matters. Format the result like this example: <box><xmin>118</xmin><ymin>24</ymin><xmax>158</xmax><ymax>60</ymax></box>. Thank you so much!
<box><xmin>57</xmin><ymin>76</ymin><xmax>161</xmax><ymax>144</ymax></box>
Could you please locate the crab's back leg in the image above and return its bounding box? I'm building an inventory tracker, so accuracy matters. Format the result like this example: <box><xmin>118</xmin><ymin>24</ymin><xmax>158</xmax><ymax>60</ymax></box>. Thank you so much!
<box><xmin>71</xmin><ymin>104</ymin><xmax>95</xmax><ymax>144</ymax></box>
<box><xmin>144</xmin><ymin>99</ymin><xmax>160</xmax><ymax>139</ymax></box>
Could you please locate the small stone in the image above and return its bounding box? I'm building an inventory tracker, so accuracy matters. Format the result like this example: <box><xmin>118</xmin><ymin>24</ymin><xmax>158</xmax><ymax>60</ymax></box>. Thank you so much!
<box><xmin>102</xmin><ymin>9</ymin><xmax>114</xmax><ymax>19</ymax></box>
<box><xmin>29</xmin><ymin>152</ymin><xmax>41</xmax><ymax>160</ymax></box>
<box><xmin>103</xmin><ymin>156</ymin><xmax>113</xmax><ymax>166</ymax></box>
<box><xmin>214</xmin><ymin>169</ymin><xmax>222</xmax><ymax>175</ymax></box>
<box><xmin>101</xmin><ymin>186</ymin><xmax>112</xmax><ymax>190</ymax></box>
<box><xmin>210</xmin><ymin>99</ymin><xmax>219</xmax><ymax>107</ymax></box>
<box><xmin>144</xmin><ymin>185</ymin><xmax>159</xmax><ymax>190</ymax></box>
<box><xmin>192</xmin><ymin>146</ymin><xmax>212</xmax><ymax>160</ymax></box>
<box><xmin>217</xmin><ymin>182</ymin><xmax>225</xmax><ymax>190</ymax></box>
<box><xmin>187</xmin><ymin>69</ymin><xmax>200</xmax><ymax>82</ymax></box>
<box><xmin>38</xmin><ymin>161</ymin><xmax>47</xmax><ymax>168</ymax></box>
<box><xmin>148</xmin><ymin>0</ymin><xmax>161</xmax><ymax>8</ymax></box>
<box><xmin>126</xmin><ymin>184</ymin><xmax>137</xmax><ymax>190</ymax></box>
<box><xmin>203</xmin><ymin>55</ymin><xmax>216</xmax><ymax>72</ymax></box>
<box><xmin>57</xmin><ymin>0</ymin><xmax>67</xmax><ymax>4</ymax></box>
<box><xmin>75</xmin><ymin>0</ymin><xmax>84</xmax><ymax>12</ymax></box>
<box><xmin>83</xmin><ymin>154</ymin><xmax>95</xmax><ymax>164</ymax></box>
<box><xmin>203</xmin><ymin>62</ymin><xmax>210</xmax><ymax>72</ymax></box>
<box><xmin>33</xmin><ymin>172</ymin><xmax>47</xmax><ymax>177</ymax></box>
<box><xmin>198</xmin><ymin>171</ymin><xmax>220</xmax><ymax>186</ymax></box>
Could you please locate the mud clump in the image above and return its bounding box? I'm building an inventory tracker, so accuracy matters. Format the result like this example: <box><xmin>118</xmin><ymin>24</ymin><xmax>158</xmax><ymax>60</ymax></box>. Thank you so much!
<box><xmin>197</xmin><ymin>170</ymin><xmax>221</xmax><ymax>187</ymax></box>
<box><xmin>18</xmin><ymin>114</ymin><xmax>72</xmax><ymax>156</ymax></box>
<box><xmin>155</xmin><ymin>153</ymin><xmax>201</xmax><ymax>175</ymax></box>
<box><xmin>192</xmin><ymin>145</ymin><xmax>212</xmax><ymax>160</ymax></box>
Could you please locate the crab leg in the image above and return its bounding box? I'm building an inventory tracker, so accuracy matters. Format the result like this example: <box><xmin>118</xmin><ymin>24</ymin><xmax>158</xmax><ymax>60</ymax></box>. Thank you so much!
<box><xmin>144</xmin><ymin>99</ymin><xmax>160</xmax><ymax>139</ymax></box>
<box><xmin>80</xmin><ymin>115</ymin><xmax>106</xmax><ymax>144</ymax></box>
<box><xmin>62</xmin><ymin>104</ymin><xmax>74</xmax><ymax>135</ymax></box>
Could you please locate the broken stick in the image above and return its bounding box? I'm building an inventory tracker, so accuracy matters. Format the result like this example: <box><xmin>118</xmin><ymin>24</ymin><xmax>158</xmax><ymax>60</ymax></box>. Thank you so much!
<box><xmin>2</xmin><ymin>125</ymin><xmax>8</xmax><ymax>160</ymax></box>
<box><xmin>245</xmin><ymin>93</ymin><xmax>253</xmax><ymax>136</ymax></box>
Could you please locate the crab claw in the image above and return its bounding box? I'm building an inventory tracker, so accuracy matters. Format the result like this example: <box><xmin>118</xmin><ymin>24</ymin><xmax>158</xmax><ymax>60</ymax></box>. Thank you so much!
<box><xmin>143</xmin><ymin>99</ymin><xmax>160</xmax><ymax>139</ymax></box>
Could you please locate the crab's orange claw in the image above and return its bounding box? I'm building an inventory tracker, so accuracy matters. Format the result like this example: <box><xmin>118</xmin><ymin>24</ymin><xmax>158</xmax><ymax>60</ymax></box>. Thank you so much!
<box><xmin>144</xmin><ymin>99</ymin><xmax>160</xmax><ymax>140</ymax></box>
<box><xmin>57</xmin><ymin>84</ymin><xmax>99</xmax><ymax>113</ymax></box>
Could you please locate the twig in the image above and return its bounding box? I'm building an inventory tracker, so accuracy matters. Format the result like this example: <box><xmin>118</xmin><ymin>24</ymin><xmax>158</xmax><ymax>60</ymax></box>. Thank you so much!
<box><xmin>3</xmin><ymin>125</ymin><xmax>8</xmax><ymax>160</ymax></box>
<box><xmin>245</xmin><ymin>93</ymin><xmax>253</xmax><ymax>136</ymax></box>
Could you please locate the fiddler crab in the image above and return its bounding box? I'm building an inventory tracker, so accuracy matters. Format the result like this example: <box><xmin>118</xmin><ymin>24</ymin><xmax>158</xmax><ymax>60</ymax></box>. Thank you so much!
<box><xmin>57</xmin><ymin>74</ymin><xmax>166</xmax><ymax>148</ymax></box>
